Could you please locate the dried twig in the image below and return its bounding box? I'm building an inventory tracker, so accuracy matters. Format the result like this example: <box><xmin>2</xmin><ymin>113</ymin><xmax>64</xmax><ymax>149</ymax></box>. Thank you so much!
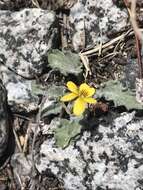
<box><xmin>23</xmin><ymin>121</ymin><xmax>33</xmax><ymax>153</ymax></box>
<box><xmin>79</xmin><ymin>29</ymin><xmax>132</xmax><ymax>78</ymax></box>
<box><xmin>13</xmin><ymin>114</ymin><xmax>31</xmax><ymax>121</ymax></box>
<box><xmin>31</xmin><ymin>95</ymin><xmax>47</xmax><ymax>170</ymax></box>
<box><xmin>81</xmin><ymin>29</ymin><xmax>132</xmax><ymax>57</ymax></box>
<box><xmin>79</xmin><ymin>52</ymin><xmax>91</xmax><ymax>78</ymax></box>
<box><xmin>31</xmin><ymin>0</ymin><xmax>40</xmax><ymax>8</ymax></box>
<box><xmin>12</xmin><ymin>127</ymin><xmax>23</xmax><ymax>153</ymax></box>
<box><xmin>98</xmin><ymin>51</ymin><xmax>120</xmax><ymax>62</ymax></box>
<box><xmin>123</xmin><ymin>0</ymin><xmax>143</xmax><ymax>78</ymax></box>
<box><xmin>61</xmin><ymin>13</ymin><xmax>68</xmax><ymax>49</ymax></box>
<box><xmin>130</xmin><ymin>0</ymin><xmax>143</xmax><ymax>40</ymax></box>
<box><xmin>123</xmin><ymin>0</ymin><xmax>143</xmax><ymax>104</ymax></box>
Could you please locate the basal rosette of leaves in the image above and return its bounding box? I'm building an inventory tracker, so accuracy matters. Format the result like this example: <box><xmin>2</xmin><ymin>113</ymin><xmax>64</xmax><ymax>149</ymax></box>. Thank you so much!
<box><xmin>48</xmin><ymin>49</ymin><xmax>82</xmax><ymax>76</ymax></box>
<box><xmin>96</xmin><ymin>80</ymin><xmax>143</xmax><ymax>110</ymax></box>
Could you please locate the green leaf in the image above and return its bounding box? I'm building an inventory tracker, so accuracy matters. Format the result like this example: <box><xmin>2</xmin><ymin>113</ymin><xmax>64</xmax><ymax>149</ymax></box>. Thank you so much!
<box><xmin>46</xmin><ymin>85</ymin><xmax>65</xmax><ymax>100</ymax></box>
<box><xmin>54</xmin><ymin>118</ymin><xmax>83</xmax><ymax>148</ymax></box>
<box><xmin>41</xmin><ymin>85</ymin><xmax>65</xmax><ymax>117</ymax></box>
<box><xmin>96</xmin><ymin>80</ymin><xmax>143</xmax><ymax>110</ymax></box>
<box><xmin>31</xmin><ymin>80</ymin><xmax>46</xmax><ymax>95</ymax></box>
<box><xmin>48</xmin><ymin>49</ymin><xmax>82</xmax><ymax>76</ymax></box>
<box><xmin>41</xmin><ymin>102</ymin><xmax>62</xmax><ymax>117</ymax></box>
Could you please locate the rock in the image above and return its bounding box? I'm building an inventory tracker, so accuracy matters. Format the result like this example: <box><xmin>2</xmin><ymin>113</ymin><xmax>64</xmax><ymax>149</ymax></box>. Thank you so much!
<box><xmin>0</xmin><ymin>8</ymin><xmax>58</xmax><ymax>78</ymax></box>
<box><xmin>0</xmin><ymin>8</ymin><xmax>59</xmax><ymax>112</ymax></box>
<box><xmin>69</xmin><ymin>0</ymin><xmax>128</xmax><ymax>51</ymax></box>
<box><xmin>0</xmin><ymin>80</ymin><xmax>9</xmax><ymax>159</ymax></box>
<box><xmin>35</xmin><ymin>112</ymin><xmax>143</xmax><ymax>190</ymax></box>
<box><xmin>0</xmin><ymin>64</ymin><xmax>39</xmax><ymax>112</ymax></box>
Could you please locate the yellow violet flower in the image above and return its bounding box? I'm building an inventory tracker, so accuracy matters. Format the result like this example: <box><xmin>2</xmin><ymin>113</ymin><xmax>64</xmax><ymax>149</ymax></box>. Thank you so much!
<box><xmin>61</xmin><ymin>81</ymin><xmax>97</xmax><ymax>116</ymax></box>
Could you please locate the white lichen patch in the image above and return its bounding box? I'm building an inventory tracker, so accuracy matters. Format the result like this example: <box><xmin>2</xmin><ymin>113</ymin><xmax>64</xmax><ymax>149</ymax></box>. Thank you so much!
<box><xmin>36</xmin><ymin>112</ymin><xmax>143</xmax><ymax>190</ymax></box>
<box><xmin>70</xmin><ymin>0</ymin><xmax>128</xmax><ymax>51</ymax></box>
<box><xmin>0</xmin><ymin>8</ymin><xmax>58</xmax><ymax>78</ymax></box>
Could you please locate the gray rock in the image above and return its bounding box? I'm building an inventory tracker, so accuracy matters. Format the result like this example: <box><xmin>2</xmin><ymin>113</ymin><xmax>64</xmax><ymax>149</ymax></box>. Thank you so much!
<box><xmin>69</xmin><ymin>0</ymin><xmax>128</xmax><ymax>51</ymax></box>
<box><xmin>35</xmin><ymin>112</ymin><xmax>143</xmax><ymax>190</ymax></box>
<box><xmin>0</xmin><ymin>64</ymin><xmax>39</xmax><ymax>112</ymax></box>
<box><xmin>0</xmin><ymin>80</ymin><xmax>9</xmax><ymax>158</ymax></box>
<box><xmin>0</xmin><ymin>8</ymin><xmax>58</xmax><ymax>78</ymax></box>
<box><xmin>0</xmin><ymin>8</ymin><xmax>59</xmax><ymax>112</ymax></box>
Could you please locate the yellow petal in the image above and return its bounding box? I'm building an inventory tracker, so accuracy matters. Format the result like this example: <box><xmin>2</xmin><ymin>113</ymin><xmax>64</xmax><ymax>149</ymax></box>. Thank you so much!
<box><xmin>67</xmin><ymin>81</ymin><xmax>78</xmax><ymax>94</ymax></box>
<box><xmin>73</xmin><ymin>98</ymin><xmax>86</xmax><ymax>116</ymax></box>
<box><xmin>60</xmin><ymin>93</ymin><xmax>78</xmax><ymax>102</ymax></box>
<box><xmin>79</xmin><ymin>83</ymin><xmax>95</xmax><ymax>97</ymax></box>
<box><xmin>83</xmin><ymin>97</ymin><xmax>97</xmax><ymax>104</ymax></box>
<box><xmin>87</xmin><ymin>87</ymin><xmax>95</xmax><ymax>97</ymax></box>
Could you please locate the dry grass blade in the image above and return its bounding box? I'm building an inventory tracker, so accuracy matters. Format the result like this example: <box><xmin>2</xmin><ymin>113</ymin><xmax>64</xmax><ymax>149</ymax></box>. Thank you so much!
<box><xmin>81</xmin><ymin>29</ymin><xmax>133</xmax><ymax>57</ymax></box>
<box><xmin>12</xmin><ymin>127</ymin><xmax>23</xmax><ymax>153</ymax></box>
<box><xmin>0</xmin><ymin>177</ymin><xmax>7</xmax><ymax>181</ymax></box>
<box><xmin>23</xmin><ymin>121</ymin><xmax>32</xmax><ymax>153</ymax></box>
<box><xmin>79</xmin><ymin>52</ymin><xmax>91</xmax><ymax>78</ymax></box>
<box><xmin>31</xmin><ymin>0</ymin><xmax>40</xmax><ymax>8</ymax></box>
<box><xmin>123</xmin><ymin>0</ymin><xmax>143</xmax><ymax>78</ymax></box>
<box><xmin>31</xmin><ymin>95</ymin><xmax>47</xmax><ymax>170</ymax></box>
<box><xmin>130</xmin><ymin>0</ymin><xmax>143</xmax><ymax>40</ymax></box>
<box><xmin>99</xmin><ymin>51</ymin><xmax>119</xmax><ymax>62</ymax></box>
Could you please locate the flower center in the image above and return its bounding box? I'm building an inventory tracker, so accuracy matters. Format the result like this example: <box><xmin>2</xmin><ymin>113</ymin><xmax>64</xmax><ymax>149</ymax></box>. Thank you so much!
<box><xmin>79</xmin><ymin>90</ymin><xmax>88</xmax><ymax>98</ymax></box>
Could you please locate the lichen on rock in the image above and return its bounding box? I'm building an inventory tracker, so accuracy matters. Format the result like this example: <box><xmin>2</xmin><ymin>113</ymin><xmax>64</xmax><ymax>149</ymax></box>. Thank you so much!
<box><xmin>0</xmin><ymin>8</ymin><xmax>59</xmax><ymax>78</ymax></box>
<box><xmin>69</xmin><ymin>0</ymin><xmax>128</xmax><ymax>51</ymax></box>
<box><xmin>35</xmin><ymin>112</ymin><xmax>143</xmax><ymax>190</ymax></box>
